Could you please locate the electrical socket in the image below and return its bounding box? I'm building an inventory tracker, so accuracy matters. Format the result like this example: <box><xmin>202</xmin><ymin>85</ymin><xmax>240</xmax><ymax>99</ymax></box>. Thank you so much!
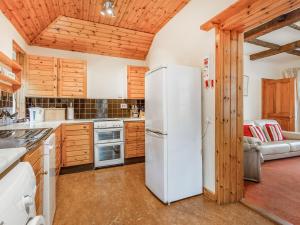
<box><xmin>120</xmin><ymin>103</ymin><xmax>128</xmax><ymax>109</ymax></box>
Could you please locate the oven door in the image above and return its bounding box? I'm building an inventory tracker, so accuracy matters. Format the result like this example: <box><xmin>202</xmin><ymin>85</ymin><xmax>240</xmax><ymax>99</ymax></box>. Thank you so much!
<box><xmin>94</xmin><ymin>142</ymin><xmax>124</xmax><ymax>167</ymax></box>
<box><xmin>94</xmin><ymin>128</ymin><xmax>123</xmax><ymax>144</ymax></box>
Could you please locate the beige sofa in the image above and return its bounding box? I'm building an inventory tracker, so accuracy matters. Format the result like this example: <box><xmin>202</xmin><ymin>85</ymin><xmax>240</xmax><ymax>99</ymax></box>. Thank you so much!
<box><xmin>243</xmin><ymin>119</ymin><xmax>300</xmax><ymax>182</ymax></box>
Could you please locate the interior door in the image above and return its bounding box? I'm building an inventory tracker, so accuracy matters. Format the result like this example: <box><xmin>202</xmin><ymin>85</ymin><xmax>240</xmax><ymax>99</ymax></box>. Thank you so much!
<box><xmin>145</xmin><ymin>130</ymin><xmax>167</xmax><ymax>203</ymax></box>
<box><xmin>262</xmin><ymin>78</ymin><xmax>295</xmax><ymax>131</ymax></box>
<box><xmin>145</xmin><ymin>67</ymin><xmax>167</xmax><ymax>133</ymax></box>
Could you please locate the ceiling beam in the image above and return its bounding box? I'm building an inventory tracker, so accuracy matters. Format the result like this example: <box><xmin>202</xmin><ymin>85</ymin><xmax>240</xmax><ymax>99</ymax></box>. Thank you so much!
<box><xmin>250</xmin><ymin>40</ymin><xmax>300</xmax><ymax>60</ymax></box>
<box><xmin>247</xmin><ymin>39</ymin><xmax>300</xmax><ymax>57</ymax></box>
<box><xmin>244</xmin><ymin>8</ymin><xmax>300</xmax><ymax>41</ymax></box>
<box><xmin>289</xmin><ymin>24</ymin><xmax>300</xmax><ymax>31</ymax></box>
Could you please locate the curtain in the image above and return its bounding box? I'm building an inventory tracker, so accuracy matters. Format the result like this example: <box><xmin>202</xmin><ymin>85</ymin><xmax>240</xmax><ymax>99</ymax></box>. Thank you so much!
<box><xmin>282</xmin><ymin>68</ymin><xmax>300</xmax><ymax>131</ymax></box>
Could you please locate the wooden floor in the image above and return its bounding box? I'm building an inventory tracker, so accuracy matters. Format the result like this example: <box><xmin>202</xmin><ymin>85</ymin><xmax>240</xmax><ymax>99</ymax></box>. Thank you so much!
<box><xmin>245</xmin><ymin>157</ymin><xmax>300</xmax><ymax>225</ymax></box>
<box><xmin>54</xmin><ymin>163</ymin><xmax>273</xmax><ymax>225</ymax></box>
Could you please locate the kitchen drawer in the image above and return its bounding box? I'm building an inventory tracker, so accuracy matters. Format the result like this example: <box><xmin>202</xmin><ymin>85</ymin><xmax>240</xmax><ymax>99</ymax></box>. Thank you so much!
<box><xmin>63</xmin><ymin>123</ymin><xmax>91</xmax><ymax>131</ymax></box>
<box><xmin>65</xmin><ymin>154</ymin><xmax>90</xmax><ymax>163</ymax></box>
<box><xmin>125</xmin><ymin>131</ymin><xmax>145</xmax><ymax>138</ymax></box>
<box><xmin>126</xmin><ymin>122</ymin><xmax>145</xmax><ymax>129</ymax></box>
<box><xmin>64</xmin><ymin>134</ymin><xmax>90</xmax><ymax>141</ymax></box>
<box><xmin>125</xmin><ymin>148</ymin><xmax>137</xmax><ymax>158</ymax></box>
<box><xmin>64</xmin><ymin>139</ymin><xmax>90</xmax><ymax>147</ymax></box>
<box><xmin>63</xmin><ymin>144</ymin><xmax>90</xmax><ymax>152</ymax></box>
<box><xmin>66</xmin><ymin>149</ymin><xmax>90</xmax><ymax>157</ymax></box>
<box><xmin>63</xmin><ymin>129</ymin><xmax>89</xmax><ymax>136</ymax></box>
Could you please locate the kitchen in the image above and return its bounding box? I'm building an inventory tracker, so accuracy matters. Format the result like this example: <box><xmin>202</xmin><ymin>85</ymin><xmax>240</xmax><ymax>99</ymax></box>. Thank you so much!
<box><xmin>0</xmin><ymin>0</ymin><xmax>205</xmax><ymax>224</ymax></box>
<box><xmin>0</xmin><ymin>0</ymin><xmax>276</xmax><ymax>225</ymax></box>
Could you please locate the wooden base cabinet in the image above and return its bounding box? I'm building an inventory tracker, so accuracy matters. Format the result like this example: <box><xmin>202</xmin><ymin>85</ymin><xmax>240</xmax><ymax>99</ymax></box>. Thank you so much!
<box><xmin>125</xmin><ymin>121</ymin><xmax>145</xmax><ymax>158</ymax></box>
<box><xmin>62</xmin><ymin>123</ymin><xmax>93</xmax><ymax>167</ymax></box>
<box><xmin>21</xmin><ymin>144</ymin><xmax>44</xmax><ymax>215</ymax></box>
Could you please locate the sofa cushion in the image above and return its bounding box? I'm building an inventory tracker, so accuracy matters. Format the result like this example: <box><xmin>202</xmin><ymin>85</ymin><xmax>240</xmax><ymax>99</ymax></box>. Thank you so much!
<box><xmin>254</xmin><ymin>119</ymin><xmax>278</xmax><ymax>128</ymax></box>
<box><xmin>284</xmin><ymin>140</ymin><xmax>300</xmax><ymax>152</ymax></box>
<box><xmin>249</xmin><ymin>125</ymin><xmax>268</xmax><ymax>142</ymax></box>
<box><xmin>258</xmin><ymin>141</ymin><xmax>290</xmax><ymax>155</ymax></box>
<box><xmin>263</xmin><ymin>123</ymin><xmax>284</xmax><ymax>141</ymax></box>
<box><xmin>244</xmin><ymin>125</ymin><xmax>253</xmax><ymax>137</ymax></box>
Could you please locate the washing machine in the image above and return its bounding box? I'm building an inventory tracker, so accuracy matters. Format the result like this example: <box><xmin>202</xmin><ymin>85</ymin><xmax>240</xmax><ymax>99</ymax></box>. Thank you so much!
<box><xmin>0</xmin><ymin>162</ymin><xmax>45</xmax><ymax>225</ymax></box>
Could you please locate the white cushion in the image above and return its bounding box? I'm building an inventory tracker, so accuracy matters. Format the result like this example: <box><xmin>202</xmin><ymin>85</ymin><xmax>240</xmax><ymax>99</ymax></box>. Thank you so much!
<box><xmin>258</xmin><ymin>141</ymin><xmax>290</xmax><ymax>155</ymax></box>
<box><xmin>244</xmin><ymin>120</ymin><xmax>255</xmax><ymax>126</ymax></box>
<box><xmin>284</xmin><ymin>140</ymin><xmax>300</xmax><ymax>152</ymax></box>
<box><xmin>254</xmin><ymin>119</ymin><xmax>278</xmax><ymax>128</ymax></box>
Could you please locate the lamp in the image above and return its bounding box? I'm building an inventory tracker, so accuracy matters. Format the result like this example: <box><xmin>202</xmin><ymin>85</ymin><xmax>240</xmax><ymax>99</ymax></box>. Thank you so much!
<box><xmin>100</xmin><ymin>0</ymin><xmax>116</xmax><ymax>17</ymax></box>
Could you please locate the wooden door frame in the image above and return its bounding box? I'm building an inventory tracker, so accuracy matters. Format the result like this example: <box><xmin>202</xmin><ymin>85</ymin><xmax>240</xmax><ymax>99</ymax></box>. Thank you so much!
<box><xmin>201</xmin><ymin>0</ymin><xmax>300</xmax><ymax>204</ymax></box>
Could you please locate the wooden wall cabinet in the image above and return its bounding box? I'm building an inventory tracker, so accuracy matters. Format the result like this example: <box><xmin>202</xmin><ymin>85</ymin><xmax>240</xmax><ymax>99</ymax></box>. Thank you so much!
<box><xmin>262</xmin><ymin>78</ymin><xmax>295</xmax><ymax>131</ymax></box>
<box><xmin>27</xmin><ymin>55</ymin><xmax>58</xmax><ymax>97</ymax></box>
<box><xmin>61</xmin><ymin>123</ymin><xmax>93</xmax><ymax>167</ymax></box>
<box><xmin>58</xmin><ymin>58</ymin><xmax>87</xmax><ymax>98</ymax></box>
<box><xmin>21</xmin><ymin>144</ymin><xmax>44</xmax><ymax>215</ymax></box>
<box><xmin>125</xmin><ymin>121</ymin><xmax>145</xmax><ymax>158</ymax></box>
<box><xmin>127</xmin><ymin>66</ymin><xmax>148</xmax><ymax>99</ymax></box>
<box><xmin>26</xmin><ymin>55</ymin><xmax>87</xmax><ymax>98</ymax></box>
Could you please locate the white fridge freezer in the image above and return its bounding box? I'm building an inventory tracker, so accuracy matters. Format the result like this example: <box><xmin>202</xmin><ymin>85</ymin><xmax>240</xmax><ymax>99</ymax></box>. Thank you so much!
<box><xmin>145</xmin><ymin>65</ymin><xmax>203</xmax><ymax>204</ymax></box>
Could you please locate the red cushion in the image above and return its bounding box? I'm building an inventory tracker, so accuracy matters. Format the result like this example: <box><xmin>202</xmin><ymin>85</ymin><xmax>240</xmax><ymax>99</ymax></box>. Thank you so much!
<box><xmin>244</xmin><ymin>125</ymin><xmax>253</xmax><ymax>137</ymax></box>
<box><xmin>264</xmin><ymin>123</ymin><xmax>284</xmax><ymax>141</ymax></box>
<box><xmin>250</xmin><ymin>125</ymin><xmax>268</xmax><ymax>142</ymax></box>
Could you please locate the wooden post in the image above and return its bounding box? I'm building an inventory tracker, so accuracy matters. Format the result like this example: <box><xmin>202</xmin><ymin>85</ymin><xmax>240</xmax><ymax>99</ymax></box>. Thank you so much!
<box><xmin>215</xmin><ymin>28</ymin><xmax>244</xmax><ymax>204</ymax></box>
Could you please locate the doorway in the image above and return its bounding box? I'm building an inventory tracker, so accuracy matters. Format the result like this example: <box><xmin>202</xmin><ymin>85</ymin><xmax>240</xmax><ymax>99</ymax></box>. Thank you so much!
<box><xmin>200</xmin><ymin>0</ymin><xmax>300</xmax><ymax>204</ymax></box>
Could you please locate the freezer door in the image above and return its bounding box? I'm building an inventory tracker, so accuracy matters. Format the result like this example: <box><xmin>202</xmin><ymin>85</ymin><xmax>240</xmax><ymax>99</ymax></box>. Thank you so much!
<box><xmin>145</xmin><ymin>67</ymin><xmax>167</xmax><ymax>134</ymax></box>
<box><xmin>145</xmin><ymin>130</ymin><xmax>167</xmax><ymax>203</ymax></box>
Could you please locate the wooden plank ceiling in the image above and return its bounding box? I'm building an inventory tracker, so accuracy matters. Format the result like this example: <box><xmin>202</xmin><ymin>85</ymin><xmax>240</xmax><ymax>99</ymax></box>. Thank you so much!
<box><xmin>0</xmin><ymin>0</ymin><xmax>189</xmax><ymax>60</ymax></box>
<box><xmin>200</xmin><ymin>0</ymin><xmax>300</xmax><ymax>32</ymax></box>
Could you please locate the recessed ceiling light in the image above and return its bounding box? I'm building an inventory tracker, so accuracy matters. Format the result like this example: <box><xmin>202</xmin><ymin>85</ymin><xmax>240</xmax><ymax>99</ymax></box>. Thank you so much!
<box><xmin>100</xmin><ymin>0</ymin><xmax>116</xmax><ymax>17</ymax></box>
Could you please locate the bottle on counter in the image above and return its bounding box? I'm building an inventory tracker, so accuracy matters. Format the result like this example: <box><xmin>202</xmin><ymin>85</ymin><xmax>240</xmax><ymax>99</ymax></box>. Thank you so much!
<box><xmin>67</xmin><ymin>102</ymin><xmax>74</xmax><ymax>120</ymax></box>
<box><xmin>139</xmin><ymin>106</ymin><xmax>145</xmax><ymax>119</ymax></box>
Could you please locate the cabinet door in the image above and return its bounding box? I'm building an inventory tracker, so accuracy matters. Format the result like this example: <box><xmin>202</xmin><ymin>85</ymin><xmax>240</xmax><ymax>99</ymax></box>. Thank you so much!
<box><xmin>58</xmin><ymin>59</ymin><xmax>87</xmax><ymax>98</ymax></box>
<box><xmin>125</xmin><ymin>121</ymin><xmax>145</xmax><ymax>158</ymax></box>
<box><xmin>22</xmin><ymin>144</ymin><xmax>44</xmax><ymax>215</ymax></box>
<box><xmin>61</xmin><ymin>123</ymin><xmax>93</xmax><ymax>167</ymax></box>
<box><xmin>127</xmin><ymin>66</ymin><xmax>148</xmax><ymax>99</ymax></box>
<box><xmin>26</xmin><ymin>55</ymin><xmax>58</xmax><ymax>97</ymax></box>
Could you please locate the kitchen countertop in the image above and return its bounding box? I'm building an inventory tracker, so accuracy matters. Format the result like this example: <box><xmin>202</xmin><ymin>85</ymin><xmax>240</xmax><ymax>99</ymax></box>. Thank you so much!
<box><xmin>0</xmin><ymin>147</ymin><xmax>27</xmax><ymax>175</ymax></box>
<box><xmin>0</xmin><ymin>118</ymin><xmax>145</xmax><ymax>130</ymax></box>
<box><xmin>0</xmin><ymin>117</ymin><xmax>144</xmax><ymax>175</ymax></box>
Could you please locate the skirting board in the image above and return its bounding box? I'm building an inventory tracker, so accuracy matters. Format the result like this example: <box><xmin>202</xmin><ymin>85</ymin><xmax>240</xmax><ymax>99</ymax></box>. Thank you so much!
<box><xmin>203</xmin><ymin>188</ymin><xmax>217</xmax><ymax>201</ymax></box>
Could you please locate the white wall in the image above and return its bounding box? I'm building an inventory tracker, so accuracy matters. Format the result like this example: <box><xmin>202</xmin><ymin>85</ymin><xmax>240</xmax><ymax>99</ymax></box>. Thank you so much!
<box><xmin>146</xmin><ymin>0</ymin><xmax>236</xmax><ymax>193</ymax></box>
<box><xmin>243</xmin><ymin>56</ymin><xmax>282</xmax><ymax>120</ymax></box>
<box><xmin>0</xmin><ymin>12</ymin><xmax>27</xmax><ymax>59</ymax></box>
<box><xmin>27</xmin><ymin>47</ymin><xmax>146</xmax><ymax>99</ymax></box>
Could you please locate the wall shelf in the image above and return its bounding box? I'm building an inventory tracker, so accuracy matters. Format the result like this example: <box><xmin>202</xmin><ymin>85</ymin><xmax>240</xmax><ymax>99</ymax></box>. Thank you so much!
<box><xmin>0</xmin><ymin>50</ymin><xmax>22</xmax><ymax>93</ymax></box>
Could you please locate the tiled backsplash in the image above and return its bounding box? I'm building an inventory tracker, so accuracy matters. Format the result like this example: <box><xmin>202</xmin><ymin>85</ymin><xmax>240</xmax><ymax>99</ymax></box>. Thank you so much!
<box><xmin>0</xmin><ymin>91</ymin><xmax>13</xmax><ymax>108</ymax></box>
<box><xmin>25</xmin><ymin>97</ymin><xmax>144</xmax><ymax>119</ymax></box>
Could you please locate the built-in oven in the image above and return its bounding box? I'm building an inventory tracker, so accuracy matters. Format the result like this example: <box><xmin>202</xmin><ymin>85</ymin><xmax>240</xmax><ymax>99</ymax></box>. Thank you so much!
<box><xmin>94</xmin><ymin>142</ymin><xmax>124</xmax><ymax>167</ymax></box>
<box><xmin>93</xmin><ymin>119</ymin><xmax>124</xmax><ymax>168</ymax></box>
<box><xmin>94</xmin><ymin>128</ymin><xmax>123</xmax><ymax>144</ymax></box>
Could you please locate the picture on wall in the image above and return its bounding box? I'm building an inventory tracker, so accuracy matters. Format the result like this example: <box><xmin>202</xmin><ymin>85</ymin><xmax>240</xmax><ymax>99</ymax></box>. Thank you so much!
<box><xmin>243</xmin><ymin>75</ymin><xmax>249</xmax><ymax>96</ymax></box>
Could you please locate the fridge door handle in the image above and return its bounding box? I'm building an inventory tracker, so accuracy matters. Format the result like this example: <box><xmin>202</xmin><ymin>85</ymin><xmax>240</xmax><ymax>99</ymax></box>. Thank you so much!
<box><xmin>146</xmin><ymin>129</ymin><xmax>167</xmax><ymax>137</ymax></box>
